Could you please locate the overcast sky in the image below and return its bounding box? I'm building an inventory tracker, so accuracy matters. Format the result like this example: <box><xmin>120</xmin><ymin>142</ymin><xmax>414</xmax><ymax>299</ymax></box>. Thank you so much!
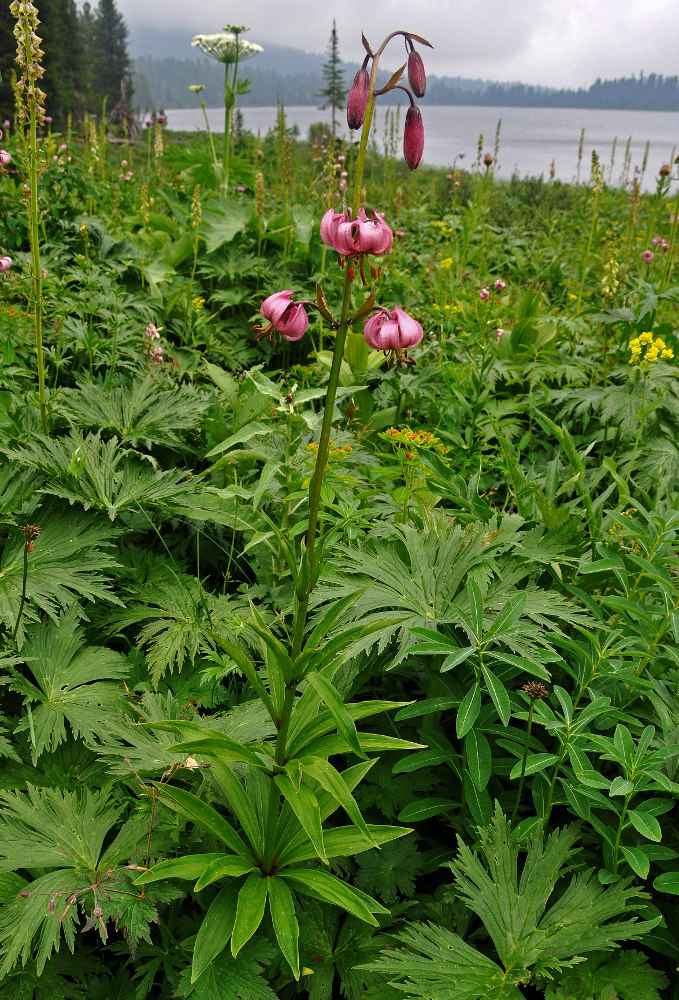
<box><xmin>117</xmin><ymin>0</ymin><xmax>679</xmax><ymax>88</ymax></box>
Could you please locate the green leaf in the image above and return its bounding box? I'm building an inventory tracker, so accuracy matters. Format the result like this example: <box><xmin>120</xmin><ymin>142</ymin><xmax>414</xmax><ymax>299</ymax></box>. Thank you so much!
<box><xmin>306</xmin><ymin>672</ymin><xmax>367</xmax><ymax>760</ymax></box>
<box><xmin>134</xmin><ymin>853</ymin><xmax>225</xmax><ymax>886</ymax></box>
<box><xmin>195</xmin><ymin>856</ymin><xmax>258</xmax><ymax>891</ymax></box>
<box><xmin>441</xmin><ymin>646</ymin><xmax>475</xmax><ymax>672</ymax></box>
<box><xmin>231</xmin><ymin>873</ymin><xmax>268</xmax><ymax>956</ymax></box>
<box><xmin>466</xmin><ymin>730</ymin><xmax>492</xmax><ymax>791</ymax></box>
<box><xmin>301</xmin><ymin>757</ymin><xmax>378</xmax><ymax>847</ymax></box>
<box><xmin>456</xmin><ymin>683</ymin><xmax>481</xmax><ymax>739</ymax></box>
<box><xmin>509</xmin><ymin>753</ymin><xmax>558</xmax><ymax>780</ymax></box>
<box><xmin>628</xmin><ymin>809</ymin><xmax>662</xmax><ymax>842</ymax></box>
<box><xmin>279</xmin><ymin>824</ymin><xmax>410</xmax><ymax>867</ymax></box>
<box><xmin>192</xmin><ymin>885</ymin><xmax>238</xmax><ymax>982</ymax></box>
<box><xmin>653</xmin><ymin>871</ymin><xmax>679</xmax><ymax>894</ymax></box>
<box><xmin>268</xmin><ymin>877</ymin><xmax>299</xmax><ymax>979</ymax></box>
<box><xmin>274</xmin><ymin>773</ymin><xmax>327</xmax><ymax>864</ymax></box>
<box><xmin>398</xmin><ymin>798</ymin><xmax>457</xmax><ymax>822</ymax></box>
<box><xmin>621</xmin><ymin>846</ymin><xmax>650</xmax><ymax>880</ymax></box>
<box><xmin>12</xmin><ymin>606</ymin><xmax>130</xmax><ymax>763</ymax></box>
<box><xmin>482</xmin><ymin>666</ymin><xmax>511</xmax><ymax>726</ymax></box>
<box><xmin>154</xmin><ymin>784</ymin><xmax>254</xmax><ymax>859</ymax></box>
<box><xmin>281</xmin><ymin>869</ymin><xmax>386</xmax><ymax>924</ymax></box>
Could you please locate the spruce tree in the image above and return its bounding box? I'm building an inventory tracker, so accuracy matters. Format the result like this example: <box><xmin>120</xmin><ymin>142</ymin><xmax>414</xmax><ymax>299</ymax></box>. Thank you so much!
<box><xmin>88</xmin><ymin>0</ymin><xmax>131</xmax><ymax>115</ymax></box>
<box><xmin>40</xmin><ymin>0</ymin><xmax>85</xmax><ymax>126</ymax></box>
<box><xmin>316</xmin><ymin>19</ymin><xmax>346</xmax><ymax>138</ymax></box>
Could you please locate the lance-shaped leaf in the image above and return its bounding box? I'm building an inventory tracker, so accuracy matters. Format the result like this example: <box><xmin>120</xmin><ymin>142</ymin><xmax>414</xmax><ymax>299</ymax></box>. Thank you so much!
<box><xmin>305</xmin><ymin>672</ymin><xmax>366</xmax><ymax>760</ymax></box>
<box><xmin>148</xmin><ymin>721</ymin><xmax>268</xmax><ymax>769</ymax></box>
<box><xmin>209</xmin><ymin>760</ymin><xmax>263</xmax><ymax>857</ymax></box>
<box><xmin>302</xmin><ymin>757</ymin><xmax>378</xmax><ymax>847</ymax></box>
<box><xmin>274</xmin><ymin>773</ymin><xmax>328</xmax><ymax>864</ymax></box>
<box><xmin>247</xmin><ymin>602</ymin><xmax>295</xmax><ymax>687</ymax></box>
<box><xmin>287</xmin><ymin>699</ymin><xmax>409</xmax><ymax>760</ymax></box>
<box><xmin>282</xmin><ymin>869</ymin><xmax>386</xmax><ymax>924</ymax></box>
<box><xmin>375</xmin><ymin>62</ymin><xmax>406</xmax><ymax>96</ymax></box>
<box><xmin>154</xmin><ymin>784</ymin><xmax>254</xmax><ymax>861</ymax></box>
<box><xmin>268</xmin><ymin>877</ymin><xmax>300</xmax><ymax>979</ymax></box>
<box><xmin>195</xmin><ymin>855</ymin><xmax>258</xmax><ymax>891</ymax></box>
<box><xmin>315</xmin><ymin>282</ymin><xmax>337</xmax><ymax>325</ymax></box>
<box><xmin>207</xmin><ymin>629</ymin><xmax>276</xmax><ymax>723</ymax></box>
<box><xmin>280</xmin><ymin>824</ymin><xmax>411</xmax><ymax>867</ymax></box>
<box><xmin>231</xmin><ymin>873</ymin><xmax>268</xmax><ymax>956</ymax></box>
<box><xmin>191</xmin><ymin>884</ymin><xmax>238</xmax><ymax>982</ymax></box>
<box><xmin>134</xmin><ymin>853</ymin><xmax>224</xmax><ymax>886</ymax></box>
<box><xmin>348</xmin><ymin>287</ymin><xmax>376</xmax><ymax>326</ymax></box>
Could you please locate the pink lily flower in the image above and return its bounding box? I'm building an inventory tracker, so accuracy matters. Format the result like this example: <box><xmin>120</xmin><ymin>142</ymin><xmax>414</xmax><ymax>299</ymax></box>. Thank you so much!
<box><xmin>363</xmin><ymin>307</ymin><xmax>423</xmax><ymax>366</ymax></box>
<box><xmin>259</xmin><ymin>290</ymin><xmax>309</xmax><ymax>342</ymax></box>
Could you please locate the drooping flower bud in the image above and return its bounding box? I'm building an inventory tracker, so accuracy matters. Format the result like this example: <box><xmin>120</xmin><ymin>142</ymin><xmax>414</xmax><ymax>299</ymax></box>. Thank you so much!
<box><xmin>347</xmin><ymin>68</ymin><xmax>370</xmax><ymax>130</ymax></box>
<box><xmin>403</xmin><ymin>106</ymin><xmax>424</xmax><ymax>170</ymax></box>
<box><xmin>0</xmin><ymin>256</ymin><xmax>11</xmax><ymax>272</ymax></box>
<box><xmin>407</xmin><ymin>49</ymin><xmax>426</xmax><ymax>98</ymax></box>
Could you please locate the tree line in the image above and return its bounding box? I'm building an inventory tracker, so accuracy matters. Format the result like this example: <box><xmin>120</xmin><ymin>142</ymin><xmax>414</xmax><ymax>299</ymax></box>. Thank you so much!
<box><xmin>0</xmin><ymin>0</ymin><xmax>131</xmax><ymax>127</ymax></box>
<box><xmin>134</xmin><ymin>55</ymin><xmax>679</xmax><ymax>114</ymax></box>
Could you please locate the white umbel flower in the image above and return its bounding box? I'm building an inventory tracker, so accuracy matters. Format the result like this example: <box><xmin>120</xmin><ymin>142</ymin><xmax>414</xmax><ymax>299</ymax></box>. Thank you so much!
<box><xmin>191</xmin><ymin>31</ymin><xmax>263</xmax><ymax>64</ymax></box>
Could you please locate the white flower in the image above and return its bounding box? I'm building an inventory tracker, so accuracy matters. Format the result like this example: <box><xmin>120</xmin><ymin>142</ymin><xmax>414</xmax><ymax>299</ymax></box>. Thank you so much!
<box><xmin>191</xmin><ymin>32</ymin><xmax>263</xmax><ymax>64</ymax></box>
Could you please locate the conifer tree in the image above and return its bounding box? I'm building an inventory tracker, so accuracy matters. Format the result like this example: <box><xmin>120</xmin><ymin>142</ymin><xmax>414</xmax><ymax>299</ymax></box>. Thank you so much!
<box><xmin>87</xmin><ymin>0</ymin><xmax>131</xmax><ymax>114</ymax></box>
<box><xmin>316</xmin><ymin>19</ymin><xmax>346</xmax><ymax>138</ymax></box>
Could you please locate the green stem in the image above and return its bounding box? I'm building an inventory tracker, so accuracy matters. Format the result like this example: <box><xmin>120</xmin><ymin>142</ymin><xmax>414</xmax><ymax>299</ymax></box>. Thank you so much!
<box><xmin>575</xmin><ymin>184</ymin><xmax>600</xmax><ymax>316</ymax></box>
<box><xmin>12</xmin><ymin>542</ymin><xmax>29</xmax><ymax>642</ymax></box>
<box><xmin>623</xmin><ymin>374</ymin><xmax>646</xmax><ymax>494</ymax></box>
<box><xmin>199</xmin><ymin>98</ymin><xmax>218</xmax><ymax>166</ymax></box>
<box><xmin>612</xmin><ymin>795</ymin><xmax>631</xmax><ymax>874</ymax></box>
<box><xmin>25</xmin><ymin>58</ymin><xmax>47</xmax><ymax>434</ymax></box>
<box><xmin>511</xmin><ymin>699</ymin><xmax>535</xmax><ymax>825</ymax></box>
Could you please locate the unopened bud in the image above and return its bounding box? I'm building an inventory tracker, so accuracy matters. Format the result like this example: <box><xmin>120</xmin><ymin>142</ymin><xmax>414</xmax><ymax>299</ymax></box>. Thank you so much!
<box><xmin>407</xmin><ymin>50</ymin><xmax>426</xmax><ymax>98</ymax></box>
<box><xmin>403</xmin><ymin>106</ymin><xmax>424</xmax><ymax>170</ymax></box>
<box><xmin>347</xmin><ymin>68</ymin><xmax>370</xmax><ymax>130</ymax></box>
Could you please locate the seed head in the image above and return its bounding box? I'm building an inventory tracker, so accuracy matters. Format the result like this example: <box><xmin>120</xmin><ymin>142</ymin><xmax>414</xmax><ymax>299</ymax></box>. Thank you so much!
<box><xmin>522</xmin><ymin>681</ymin><xmax>548</xmax><ymax>701</ymax></box>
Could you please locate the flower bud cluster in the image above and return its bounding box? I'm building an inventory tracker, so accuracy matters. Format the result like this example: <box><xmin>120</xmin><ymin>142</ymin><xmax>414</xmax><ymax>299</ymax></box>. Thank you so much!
<box><xmin>144</xmin><ymin>323</ymin><xmax>164</xmax><ymax>365</ymax></box>
<box><xmin>346</xmin><ymin>32</ymin><xmax>429</xmax><ymax>171</ymax></box>
<box><xmin>10</xmin><ymin>0</ymin><xmax>46</xmax><ymax>126</ymax></box>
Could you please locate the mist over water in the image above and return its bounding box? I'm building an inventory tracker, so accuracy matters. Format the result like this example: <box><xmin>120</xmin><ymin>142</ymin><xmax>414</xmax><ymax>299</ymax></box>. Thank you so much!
<box><xmin>164</xmin><ymin>104</ymin><xmax>679</xmax><ymax>190</ymax></box>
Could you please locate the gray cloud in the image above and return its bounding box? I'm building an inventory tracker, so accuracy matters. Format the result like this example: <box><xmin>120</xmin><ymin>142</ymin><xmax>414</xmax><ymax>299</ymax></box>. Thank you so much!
<box><xmin>117</xmin><ymin>0</ymin><xmax>679</xmax><ymax>88</ymax></box>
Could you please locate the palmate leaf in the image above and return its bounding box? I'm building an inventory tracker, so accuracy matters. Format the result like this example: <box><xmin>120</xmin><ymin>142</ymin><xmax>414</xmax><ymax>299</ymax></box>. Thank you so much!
<box><xmin>543</xmin><ymin>949</ymin><xmax>668</xmax><ymax>1000</ymax></box>
<box><xmin>366</xmin><ymin>810</ymin><xmax>659</xmax><ymax>1000</ymax></box>
<box><xmin>3</xmin><ymin>430</ymin><xmax>206</xmax><ymax>520</ymax></box>
<box><xmin>312</xmin><ymin>511</ymin><xmax>590</xmax><ymax>666</ymax></box>
<box><xmin>368</xmin><ymin>921</ymin><xmax>516</xmax><ymax>1000</ymax></box>
<box><xmin>54</xmin><ymin>377</ymin><xmax>210</xmax><ymax>449</ymax></box>
<box><xmin>10</xmin><ymin>606</ymin><xmax>131</xmax><ymax>763</ymax></box>
<box><xmin>0</xmin><ymin>786</ymin><xmax>153</xmax><ymax>975</ymax></box>
<box><xmin>174</xmin><ymin>945</ymin><xmax>278</xmax><ymax>1000</ymax></box>
<box><xmin>449</xmin><ymin>810</ymin><xmax>658</xmax><ymax>977</ymax></box>
<box><xmin>0</xmin><ymin>502</ymin><xmax>121</xmax><ymax>641</ymax></box>
<box><xmin>104</xmin><ymin>575</ymin><xmax>251</xmax><ymax>684</ymax></box>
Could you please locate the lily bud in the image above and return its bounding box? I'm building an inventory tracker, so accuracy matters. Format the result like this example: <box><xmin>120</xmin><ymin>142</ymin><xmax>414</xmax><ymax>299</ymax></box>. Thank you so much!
<box><xmin>403</xmin><ymin>106</ymin><xmax>424</xmax><ymax>170</ymax></box>
<box><xmin>407</xmin><ymin>50</ymin><xmax>426</xmax><ymax>98</ymax></box>
<box><xmin>347</xmin><ymin>68</ymin><xmax>370</xmax><ymax>130</ymax></box>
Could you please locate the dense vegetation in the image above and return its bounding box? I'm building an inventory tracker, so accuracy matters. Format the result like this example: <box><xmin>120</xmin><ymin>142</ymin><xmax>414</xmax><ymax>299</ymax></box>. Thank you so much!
<box><xmin>1</xmin><ymin>14</ymin><xmax>679</xmax><ymax>1000</ymax></box>
<box><xmin>0</xmin><ymin>0</ymin><xmax>131</xmax><ymax>126</ymax></box>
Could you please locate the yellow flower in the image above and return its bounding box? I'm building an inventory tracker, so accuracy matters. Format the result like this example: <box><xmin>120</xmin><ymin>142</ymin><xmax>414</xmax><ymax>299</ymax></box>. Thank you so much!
<box><xmin>662</xmin><ymin>348</ymin><xmax>674</xmax><ymax>359</ymax></box>
<box><xmin>639</xmin><ymin>331</ymin><xmax>653</xmax><ymax>344</ymax></box>
<box><xmin>440</xmin><ymin>257</ymin><xmax>454</xmax><ymax>269</ymax></box>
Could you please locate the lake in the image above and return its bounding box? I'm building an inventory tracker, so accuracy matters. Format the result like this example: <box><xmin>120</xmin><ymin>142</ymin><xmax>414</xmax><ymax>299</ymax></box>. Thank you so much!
<box><xmin>164</xmin><ymin>104</ymin><xmax>679</xmax><ymax>190</ymax></box>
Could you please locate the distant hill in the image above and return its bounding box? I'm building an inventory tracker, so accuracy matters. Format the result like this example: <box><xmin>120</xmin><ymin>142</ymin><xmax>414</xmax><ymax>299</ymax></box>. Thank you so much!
<box><xmin>129</xmin><ymin>32</ymin><xmax>679</xmax><ymax>114</ymax></box>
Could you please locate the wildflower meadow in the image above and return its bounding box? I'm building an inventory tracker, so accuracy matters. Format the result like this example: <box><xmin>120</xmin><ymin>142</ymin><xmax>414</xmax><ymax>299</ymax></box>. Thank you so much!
<box><xmin>0</xmin><ymin>7</ymin><xmax>679</xmax><ymax>999</ymax></box>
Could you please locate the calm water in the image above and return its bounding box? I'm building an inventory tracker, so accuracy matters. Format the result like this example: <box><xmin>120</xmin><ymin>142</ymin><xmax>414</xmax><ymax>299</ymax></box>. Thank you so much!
<box><xmin>165</xmin><ymin>104</ymin><xmax>679</xmax><ymax>190</ymax></box>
